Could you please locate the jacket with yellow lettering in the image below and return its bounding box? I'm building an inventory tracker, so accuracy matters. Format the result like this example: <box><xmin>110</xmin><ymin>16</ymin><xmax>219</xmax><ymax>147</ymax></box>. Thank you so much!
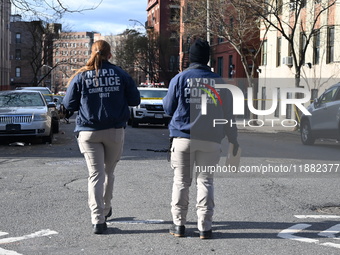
<box><xmin>63</xmin><ymin>61</ymin><xmax>140</xmax><ymax>132</ymax></box>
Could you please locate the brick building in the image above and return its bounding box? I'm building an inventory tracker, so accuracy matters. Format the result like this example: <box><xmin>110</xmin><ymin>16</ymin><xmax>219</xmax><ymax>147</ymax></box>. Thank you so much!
<box><xmin>9</xmin><ymin>16</ymin><xmax>45</xmax><ymax>88</ymax></box>
<box><xmin>0</xmin><ymin>0</ymin><xmax>11</xmax><ymax>90</ymax></box>
<box><xmin>52</xmin><ymin>32</ymin><xmax>101</xmax><ymax>93</ymax></box>
<box><xmin>146</xmin><ymin>0</ymin><xmax>180</xmax><ymax>86</ymax></box>
<box><xmin>178</xmin><ymin>0</ymin><xmax>258</xmax><ymax>91</ymax></box>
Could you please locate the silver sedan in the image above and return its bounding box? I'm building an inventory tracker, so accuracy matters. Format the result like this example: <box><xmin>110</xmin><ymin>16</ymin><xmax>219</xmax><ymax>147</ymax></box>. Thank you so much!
<box><xmin>0</xmin><ymin>90</ymin><xmax>55</xmax><ymax>143</ymax></box>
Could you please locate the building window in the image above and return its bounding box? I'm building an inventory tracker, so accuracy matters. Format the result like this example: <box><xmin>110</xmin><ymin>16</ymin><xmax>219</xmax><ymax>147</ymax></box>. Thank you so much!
<box><xmin>261</xmin><ymin>40</ymin><xmax>267</xmax><ymax>66</ymax></box>
<box><xmin>217</xmin><ymin>57</ymin><xmax>223</xmax><ymax>76</ymax></box>
<box><xmin>274</xmin><ymin>88</ymin><xmax>280</xmax><ymax>117</ymax></box>
<box><xmin>15</xmin><ymin>33</ymin><xmax>21</xmax><ymax>43</ymax></box>
<box><xmin>299</xmin><ymin>32</ymin><xmax>307</xmax><ymax>63</ymax></box>
<box><xmin>261</xmin><ymin>87</ymin><xmax>266</xmax><ymax>111</ymax></box>
<box><xmin>286</xmin><ymin>92</ymin><xmax>292</xmax><ymax>119</ymax></box>
<box><xmin>326</xmin><ymin>26</ymin><xmax>334</xmax><ymax>64</ymax></box>
<box><xmin>277</xmin><ymin>0</ymin><xmax>283</xmax><ymax>15</ymax></box>
<box><xmin>170</xmin><ymin>7</ymin><xmax>180</xmax><ymax>23</ymax></box>
<box><xmin>15</xmin><ymin>67</ymin><xmax>21</xmax><ymax>77</ymax></box>
<box><xmin>288</xmin><ymin>34</ymin><xmax>292</xmax><ymax>56</ymax></box>
<box><xmin>218</xmin><ymin>25</ymin><xmax>224</xmax><ymax>44</ymax></box>
<box><xmin>228</xmin><ymin>55</ymin><xmax>234</xmax><ymax>79</ymax></box>
<box><xmin>313</xmin><ymin>31</ymin><xmax>320</xmax><ymax>65</ymax></box>
<box><xmin>229</xmin><ymin>17</ymin><xmax>234</xmax><ymax>31</ymax></box>
<box><xmin>290</xmin><ymin>0</ymin><xmax>306</xmax><ymax>10</ymax></box>
<box><xmin>276</xmin><ymin>37</ymin><xmax>281</xmax><ymax>67</ymax></box>
<box><xmin>15</xmin><ymin>49</ymin><xmax>21</xmax><ymax>60</ymax></box>
<box><xmin>169</xmin><ymin>56</ymin><xmax>175</xmax><ymax>72</ymax></box>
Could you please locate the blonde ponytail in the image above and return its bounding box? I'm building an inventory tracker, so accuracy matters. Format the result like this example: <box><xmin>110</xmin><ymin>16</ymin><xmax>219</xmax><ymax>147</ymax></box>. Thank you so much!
<box><xmin>67</xmin><ymin>40</ymin><xmax>111</xmax><ymax>86</ymax></box>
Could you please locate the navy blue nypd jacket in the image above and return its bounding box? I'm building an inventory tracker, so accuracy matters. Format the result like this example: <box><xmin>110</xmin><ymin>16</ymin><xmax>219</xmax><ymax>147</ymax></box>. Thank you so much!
<box><xmin>163</xmin><ymin>63</ymin><xmax>238</xmax><ymax>144</ymax></box>
<box><xmin>63</xmin><ymin>61</ymin><xmax>140</xmax><ymax>132</ymax></box>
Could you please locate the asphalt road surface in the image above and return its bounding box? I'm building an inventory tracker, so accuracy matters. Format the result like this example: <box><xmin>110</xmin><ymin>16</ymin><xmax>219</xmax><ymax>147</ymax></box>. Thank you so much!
<box><xmin>1</xmin><ymin>119</ymin><xmax>340</xmax><ymax>255</ymax></box>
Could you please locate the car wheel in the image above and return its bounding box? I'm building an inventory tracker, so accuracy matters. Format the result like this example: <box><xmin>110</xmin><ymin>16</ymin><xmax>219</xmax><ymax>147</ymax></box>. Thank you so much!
<box><xmin>300</xmin><ymin>120</ymin><xmax>315</xmax><ymax>145</ymax></box>
<box><xmin>164</xmin><ymin>120</ymin><xmax>169</xmax><ymax>128</ymax></box>
<box><xmin>42</xmin><ymin>130</ymin><xmax>53</xmax><ymax>144</ymax></box>
<box><xmin>52</xmin><ymin>118</ymin><xmax>59</xmax><ymax>133</ymax></box>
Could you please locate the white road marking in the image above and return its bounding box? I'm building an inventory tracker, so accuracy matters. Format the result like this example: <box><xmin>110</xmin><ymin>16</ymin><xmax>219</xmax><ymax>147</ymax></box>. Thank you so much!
<box><xmin>318</xmin><ymin>224</ymin><xmax>340</xmax><ymax>239</ymax></box>
<box><xmin>0</xmin><ymin>233</ymin><xmax>8</xmax><ymax>238</ymax></box>
<box><xmin>278</xmin><ymin>224</ymin><xmax>319</xmax><ymax>244</ymax></box>
<box><xmin>321</xmin><ymin>242</ymin><xmax>340</xmax><ymax>249</ymax></box>
<box><xmin>108</xmin><ymin>219</ymin><xmax>164</xmax><ymax>224</ymax></box>
<box><xmin>294</xmin><ymin>215</ymin><xmax>340</xmax><ymax>219</ymax></box>
<box><xmin>0</xmin><ymin>247</ymin><xmax>22</xmax><ymax>255</ymax></box>
<box><xmin>0</xmin><ymin>229</ymin><xmax>58</xmax><ymax>245</ymax></box>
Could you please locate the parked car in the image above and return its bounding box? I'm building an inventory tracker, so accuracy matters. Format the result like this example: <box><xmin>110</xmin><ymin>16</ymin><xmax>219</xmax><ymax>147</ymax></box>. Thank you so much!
<box><xmin>16</xmin><ymin>87</ymin><xmax>59</xmax><ymax>133</ymax></box>
<box><xmin>0</xmin><ymin>90</ymin><xmax>55</xmax><ymax>143</ymax></box>
<box><xmin>16</xmin><ymin>86</ymin><xmax>54</xmax><ymax>103</ymax></box>
<box><xmin>128</xmin><ymin>87</ymin><xmax>170</xmax><ymax>128</ymax></box>
<box><xmin>300</xmin><ymin>82</ymin><xmax>340</xmax><ymax>145</ymax></box>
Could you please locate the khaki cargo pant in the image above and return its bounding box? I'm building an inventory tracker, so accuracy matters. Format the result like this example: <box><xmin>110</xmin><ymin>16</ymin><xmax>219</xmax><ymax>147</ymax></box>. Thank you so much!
<box><xmin>170</xmin><ymin>138</ymin><xmax>220</xmax><ymax>231</ymax></box>
<box><xmin>78</xmin><ymin>128</ymin><xmax>124</xmax><ymax>224</ymax></box>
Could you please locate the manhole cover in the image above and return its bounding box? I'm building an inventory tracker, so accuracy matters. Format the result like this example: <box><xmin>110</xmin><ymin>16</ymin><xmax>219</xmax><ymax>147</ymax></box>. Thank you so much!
<box><xmin>315</xmin><ymin>206</ymin><xmax>340</xmax><ymax>214</ymax></box>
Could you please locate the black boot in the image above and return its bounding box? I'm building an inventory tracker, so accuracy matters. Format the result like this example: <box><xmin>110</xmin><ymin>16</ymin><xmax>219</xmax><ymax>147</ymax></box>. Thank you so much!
<box><xmin>93</xmin><ymin>222</ymin><xmax>107</xmax><ymax>234</ymax></box>
<box><xmin>169</xmin><ymin>224</ymin><xmax>185</xmax><ymax>237</ymax></box>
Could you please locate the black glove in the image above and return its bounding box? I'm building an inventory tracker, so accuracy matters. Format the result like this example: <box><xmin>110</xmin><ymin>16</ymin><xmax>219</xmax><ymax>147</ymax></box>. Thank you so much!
<box><xmin>232</xmin><ymin>142</ymin><xmax>239</xmax><ymax>156</ymax></box>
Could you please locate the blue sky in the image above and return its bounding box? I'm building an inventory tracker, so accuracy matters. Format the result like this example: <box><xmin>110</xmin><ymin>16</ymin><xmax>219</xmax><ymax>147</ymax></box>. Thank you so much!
<box><xmin>61</xmin><ymin>0</ymin><xmax>148</xmax><ymax>35</ymax></box>
<box><xmin>12</xmin><ymin>0</ymin><xmax>148</xmax><ymax>36</ymax></box>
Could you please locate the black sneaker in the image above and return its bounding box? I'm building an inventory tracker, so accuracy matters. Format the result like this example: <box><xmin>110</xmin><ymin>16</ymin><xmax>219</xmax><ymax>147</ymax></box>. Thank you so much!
<box><xmin>93</xmin><ymin>222</ymin><xmax>107</xmax><ymax>234</ymax></box>
<box><xmin>169</xmin><ymin>224</ymin><xmax>185</xmax><ymax>237</ymax></box>
<box><xmin>105</xmin><ymin>207</ymin><xmax>112</xmax><ymax>221</ymax></box>
<box><xmin>199</xmin><ymin>229</ymin><xmax>212</xmax><ymax>239</ymax></box>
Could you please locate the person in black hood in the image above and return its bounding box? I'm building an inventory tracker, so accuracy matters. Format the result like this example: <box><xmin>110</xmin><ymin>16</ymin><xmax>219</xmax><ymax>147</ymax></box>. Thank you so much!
<box><xmin>189</xmin><ymin>39</ymin><xmax>210</xmax><ymax>64</ymax></box>
<box><xmin>163</xmin><ymin>38</ymin><xmax>239</xmax><ymax>239</ymax></box>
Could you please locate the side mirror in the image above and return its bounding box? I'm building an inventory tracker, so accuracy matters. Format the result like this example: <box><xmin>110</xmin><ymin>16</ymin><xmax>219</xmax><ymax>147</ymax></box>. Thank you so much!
<box><xmin>48</xmin><ymin>102</ymin><xmax>56</xmax><ymax>108</ymax></box>
<box><xmin>313</xmin><ymin>98</ymin><xmax>319</xmax><ymax>107</ymax></box>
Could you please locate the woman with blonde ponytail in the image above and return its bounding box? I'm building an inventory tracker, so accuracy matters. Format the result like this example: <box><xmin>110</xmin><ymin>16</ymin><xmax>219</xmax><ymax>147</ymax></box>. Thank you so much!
<box><xmin>63</xmin><ymin>40</ymin><xmax>140</xmax><ymax>234</ymax></box>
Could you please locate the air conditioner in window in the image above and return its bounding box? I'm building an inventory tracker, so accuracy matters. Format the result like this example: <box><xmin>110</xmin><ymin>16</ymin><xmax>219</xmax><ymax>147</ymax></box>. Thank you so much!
<box><xmin>282</xmin><ymin>56</ymin><xmax>293</xmax><ymax>66</ymax></box>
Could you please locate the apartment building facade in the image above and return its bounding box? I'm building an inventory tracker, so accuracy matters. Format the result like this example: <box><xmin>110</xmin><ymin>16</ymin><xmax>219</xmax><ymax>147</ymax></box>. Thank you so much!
<box><xmin>178</xmin><ymin>0</ymin><xmax>258</xmax><ymax>92</ymax></box>
<box><xmin>0</xmin><ymin>0</ymin><xmax>11</xmax><ymax>90</ymax></box>
<box><xmin>52</xmin><ymin>32</ymin><xmax>101</xmax><ymax>93</ymax></box>
<box><xmin>258</xmin><ymin>0</ymin><xmax>340</xmax><ymax>122</ymax></box>
<box><xmin>10</xmin><ymin>16</ymin><xmax>45</xmax><ymax>88</ymax></box>
<box><xmin>146</xmin><ymin>0</ymin><xmax>180</xmax><ymax>86</ymax></box>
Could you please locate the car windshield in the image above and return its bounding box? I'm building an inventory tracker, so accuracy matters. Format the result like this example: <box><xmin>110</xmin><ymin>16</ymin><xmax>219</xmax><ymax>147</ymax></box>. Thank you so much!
<box><xmin>0</xmin><ymin>93</ymin><xmax>45</xmax><ymax>107</ymax></box>
<box><xmin>139</xmin><ymin>90</ymin><xmax>167</xmax><ymax>98</ymax></box>
<box><xmin>19</xmin><ymin>88</ymin><xmax>53</xmax><ymax>102</ymax></box>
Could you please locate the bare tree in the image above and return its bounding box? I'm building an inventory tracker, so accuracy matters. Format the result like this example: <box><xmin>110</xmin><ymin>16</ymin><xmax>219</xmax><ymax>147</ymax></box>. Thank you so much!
<box><xmin>244</xmin><ymin>0</ymin><xmax>337</xmax><ymax>88</ymax></box>
<box><xmin>112</xmin><ymin>29</ymin><xmax>152</xmax><ymax>83</ymax></box>
<box><xmin>181</xmin><ymin>0</ymin><xmax>268</xmax><ymax>120</ymax></box>
<box><xmin>182</xmin><ymin>0</ymin><xmax>268</xmax><ymax>88</ymax></box>
<box><xmin>301</xmin><ymin>46</ymin><xmax>340</xmax><ymax>99</ymax></box>
<box><xmin>10</xmin><ymin>0</ymin><xmax>103</xmax><ymax>20</ymax></box>
<box><xmin>113</xmin><ymin>28</ymin><xmax>175</xmax><ymax>85</ymax></box>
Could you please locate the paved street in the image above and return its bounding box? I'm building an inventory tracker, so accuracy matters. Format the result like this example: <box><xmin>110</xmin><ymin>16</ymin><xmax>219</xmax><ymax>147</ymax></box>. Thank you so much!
<box><xmin>0</xmin><ymin>119</ymin><xmax>340</xmax><ymax>255</ymax></box>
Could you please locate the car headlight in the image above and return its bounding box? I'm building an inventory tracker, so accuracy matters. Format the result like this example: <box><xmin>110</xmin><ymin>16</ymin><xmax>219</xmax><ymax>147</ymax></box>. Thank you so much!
<box><xmin>139</xmin><ymin>104</ymin><xmax>146</xmax><ymax>109</ymax></box>
<box><xmin>33</xmin><ymin>113</ymin><xmax>48</xmax><ymax>121</ymax></box>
